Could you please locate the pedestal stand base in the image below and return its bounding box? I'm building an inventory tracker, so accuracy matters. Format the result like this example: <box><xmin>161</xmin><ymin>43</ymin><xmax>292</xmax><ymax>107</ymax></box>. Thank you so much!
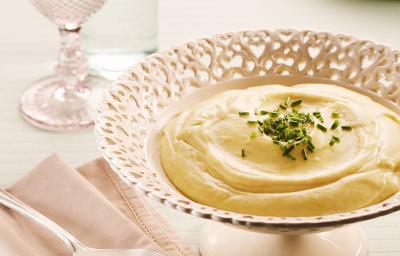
<box><xmin>199</xmin><ymin>222</ymin><xmax>367</xmax><ymax>256</ymax></box>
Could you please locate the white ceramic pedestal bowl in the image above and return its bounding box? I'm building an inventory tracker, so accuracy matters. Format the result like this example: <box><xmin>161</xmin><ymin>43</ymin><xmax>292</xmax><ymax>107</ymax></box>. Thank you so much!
<box><xmin>95</xmin><ymin>29</ymin><xmax>400</xmax><ymax>256</ymax></box>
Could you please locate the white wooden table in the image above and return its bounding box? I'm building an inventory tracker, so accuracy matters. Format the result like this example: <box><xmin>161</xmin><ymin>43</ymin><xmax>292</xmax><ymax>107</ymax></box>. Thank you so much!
<box><xmin>1</xmin><ymin>0</ymin><xmax>400</xmax><ymax>255</ymax></box>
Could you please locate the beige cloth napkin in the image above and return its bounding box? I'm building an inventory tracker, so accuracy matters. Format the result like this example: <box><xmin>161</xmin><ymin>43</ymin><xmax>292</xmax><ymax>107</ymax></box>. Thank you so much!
<box><xmin>0</xmin><ymin>154</ymin><xmax>195</xmax><ymax>256</ymax></box>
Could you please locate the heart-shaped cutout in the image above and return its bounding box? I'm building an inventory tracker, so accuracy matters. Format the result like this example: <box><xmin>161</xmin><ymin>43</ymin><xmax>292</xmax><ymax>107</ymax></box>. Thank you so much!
<box><xmin>278</xmin><ymin>31</ymin><xmax>293</xmax><ymax>43</ymax></box>
<box><xmin>308</xmin><ymin>46</ymin><xmax>321</xmax><ymax>59</ymax></box>
<box><xmin>249</xmin><ymin>44</ymin><xmax>265</xmax><ymax>59</ymax></box>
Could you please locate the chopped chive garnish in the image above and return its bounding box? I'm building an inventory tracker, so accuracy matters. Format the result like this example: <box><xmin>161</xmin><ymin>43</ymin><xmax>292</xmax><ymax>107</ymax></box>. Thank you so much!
<box><xmin>238</xmin><ymin>97</ymin><xmax>352</xmax><ymax>160</ymax></box>
<box><xmin>307</xmin><ymin>140</ymin><xmax>315</xmax><ymax>150</ymax></box>
<box><xmin>302</xmin><ymin>149</ymin><xmax>308</xmax><ymax>160</ymax></box>
<box><xmin>286</xmin><ymin>145</ymin><xmax>295</xmax><ymax>154</ymax></box>
<box><xmin>331</xmin><ymin>112</ymin><xmax>340</xmax><ymax>118</ymax></box>
<box><xmin>313</xmin><ymin>111</ymin><xmax>324</xmax><ymax>122</ymax></box>
<box><xmin>329</xmin><ymin>135</ymin><xmax>341</xmax><ymax>146</ymax></box>
<box><xmin>286</xmin><ymin>153</ymin><xmax>296</xmax><ymax>160</ymax></box>
<box><xmin>331</xmin><ymin>120</ymin><xmax>340</xmax><ymax>130</ymax></box>
<box><xmin>291</xmin><ymin>117</ymin><xmax>304</xmax><ymax>123</ymax></box>
<box><xmin>269</xmin><ymin>111</ymin><xmax>279</xmax><ymax>118</ymax></box>
<box><xmin>264</xmin><ymin>127</ymin><xmax>271</xmax><ymax>135</ymax></box>
<box><xmin>341</xmin><ymin>125</ymin><xmax>352</xmax><ymax>131</ymax></box>
<box><xmin>316</xmin><ymin>124</ymin><xmax>327</xmax><ymax>132</ymax></box>
<box><xmin>291</xmin><ymin>99</ymin><xmax>302</xmax><ymax>107</ymax></box>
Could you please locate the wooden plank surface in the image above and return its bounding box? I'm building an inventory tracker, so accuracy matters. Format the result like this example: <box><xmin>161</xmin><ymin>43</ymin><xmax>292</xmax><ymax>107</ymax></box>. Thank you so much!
<box><xmin>1</xmin><ymin>0</ymin><xmax>400</xmax><ymax>255</ymax></box>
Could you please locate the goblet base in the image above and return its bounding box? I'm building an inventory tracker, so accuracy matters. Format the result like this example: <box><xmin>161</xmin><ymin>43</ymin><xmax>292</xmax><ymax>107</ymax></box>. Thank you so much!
<box><xmin>199</xmin><ymin>222</ymin><xmax>367</xmax><ymax>256</ymax></box>
<box><xmin>20</xmin><ymin>74</ymin><xmax>109</xmax><ymax>131</ymax></box>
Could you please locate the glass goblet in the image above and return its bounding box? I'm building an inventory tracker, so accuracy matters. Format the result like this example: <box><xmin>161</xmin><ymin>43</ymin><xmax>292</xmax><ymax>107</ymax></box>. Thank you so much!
<box><xmin>20</xmin><ymin>0</ymin><xmax>108</xmax><ymax>131</ymax></box>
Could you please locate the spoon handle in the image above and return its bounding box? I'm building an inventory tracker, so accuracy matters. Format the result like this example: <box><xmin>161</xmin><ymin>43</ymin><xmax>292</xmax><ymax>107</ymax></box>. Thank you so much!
<box><xmin>0</xmin><ymin>189</ymin><xmax>83</xmax><ymax>254</ymax></box>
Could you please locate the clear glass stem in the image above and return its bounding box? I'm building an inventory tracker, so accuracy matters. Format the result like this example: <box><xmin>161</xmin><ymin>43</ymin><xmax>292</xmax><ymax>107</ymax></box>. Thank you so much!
<box><xmin>55</xmin><ymin>27</ymin><xmax>90</xmax><ymax>91</ymax></box>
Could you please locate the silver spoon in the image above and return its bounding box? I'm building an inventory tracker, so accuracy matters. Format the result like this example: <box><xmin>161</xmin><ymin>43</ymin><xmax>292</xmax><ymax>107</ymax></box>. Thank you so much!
<box><xmin>0</xmin><ymin>189</ymin><xmax>165</xmax><ymax>256</ymax></box>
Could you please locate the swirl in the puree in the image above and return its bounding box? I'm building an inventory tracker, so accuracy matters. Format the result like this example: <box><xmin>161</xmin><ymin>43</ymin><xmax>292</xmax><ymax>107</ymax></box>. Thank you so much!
<box><xmin>160</xmin><ymin>84</ymin><xmax>400</xmax><ymax>216</ymax></box>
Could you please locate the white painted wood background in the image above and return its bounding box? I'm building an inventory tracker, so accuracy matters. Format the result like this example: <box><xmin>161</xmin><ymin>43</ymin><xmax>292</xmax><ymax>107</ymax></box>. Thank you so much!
<box><xmin>1</xmin><ymin>0</ymin><xmax>400</xmax><ymax>255</ymax></box>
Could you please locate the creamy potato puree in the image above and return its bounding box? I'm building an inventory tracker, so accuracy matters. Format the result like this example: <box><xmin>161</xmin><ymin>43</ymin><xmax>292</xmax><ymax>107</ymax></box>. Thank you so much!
<box><xmin>160</xmin><ymin>84</ymin><xmax>400</xmax><ymax>216</ymax></box>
